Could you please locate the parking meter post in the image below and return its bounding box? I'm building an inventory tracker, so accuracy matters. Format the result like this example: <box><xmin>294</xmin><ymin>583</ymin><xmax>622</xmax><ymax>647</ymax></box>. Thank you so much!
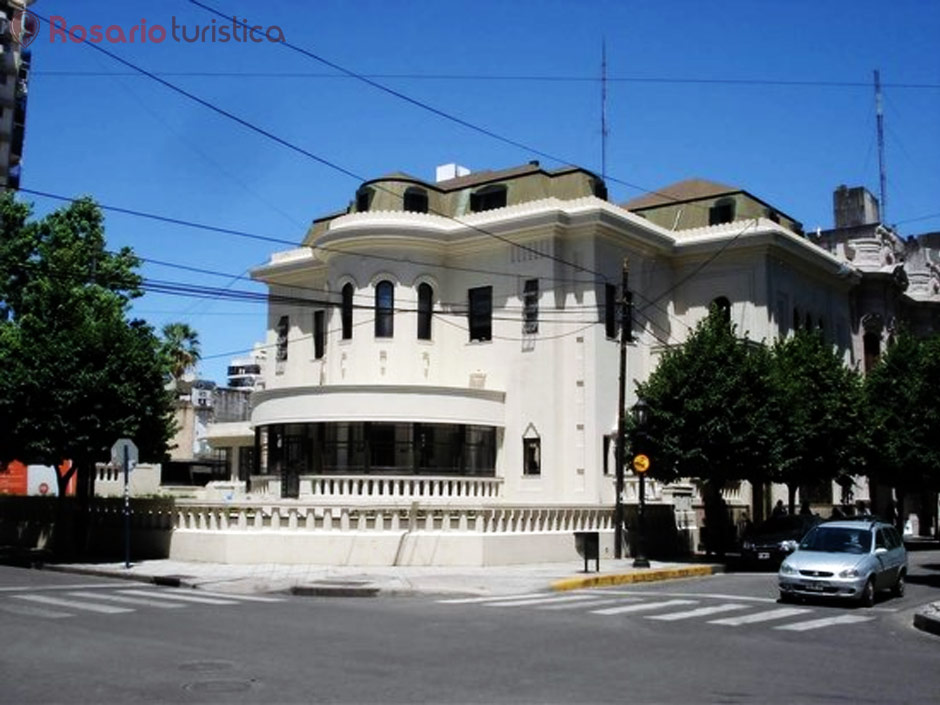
<box><xmin>123</xmin><ymin>444</ymin><xmax>130</xmax><ymax>570</ymax></box>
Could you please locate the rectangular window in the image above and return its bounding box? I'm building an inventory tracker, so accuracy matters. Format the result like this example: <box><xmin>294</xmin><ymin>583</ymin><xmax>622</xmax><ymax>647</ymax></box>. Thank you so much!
<box><xmin>523</xmin><ymin>438</ymin><xmax>541</xmax><ymax>476</ymax></box>
<box><xmin>605</xmin><ymin>284</ymin><xmax>617</xmax><ymax>339</ymax></box>
<box><xmin>523</xmin><ymin>279</ymin><xmax>538</xmax><ymax>334</ymax></box>
<box><xmin>314</xmin><ymin>310</ymin><xmax>326</xmax><ymax>360</ymax></box>
<box><xmin>468</xmin><ymin>286</ymin><xmax>492</xmax><ymax>342</ymax></box>
<box><xmin>276</xmin><ymin>315</ymin><xmax>289</xmax><ymax>362</ymax></box>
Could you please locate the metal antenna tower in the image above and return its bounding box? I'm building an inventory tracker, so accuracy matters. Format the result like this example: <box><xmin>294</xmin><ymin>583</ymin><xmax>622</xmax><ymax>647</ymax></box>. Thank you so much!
<box><xmin>601</xmin><ymin>39</ymin><xmax>609</xmax><ymax>183</ymax></box>
<box><xmin>874</xmin><ymin>69</ymin><xmax>887</xmax><ymax>223</ymax></box>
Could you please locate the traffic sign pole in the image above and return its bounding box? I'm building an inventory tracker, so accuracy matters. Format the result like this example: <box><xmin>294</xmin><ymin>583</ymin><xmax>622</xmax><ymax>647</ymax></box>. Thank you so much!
<box><xmin>123</xmin><ymin>444</ymin><xmax>130</xmax><ymax>569</ymax></box>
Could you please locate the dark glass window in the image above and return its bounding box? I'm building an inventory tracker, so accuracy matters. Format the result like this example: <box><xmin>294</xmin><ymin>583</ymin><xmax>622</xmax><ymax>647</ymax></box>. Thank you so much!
<box><xmin>468</xmin><ymin>286</ymin><xmax>492</xmax><ymax>342</ymax></box>
<box><xmin>403</xmin><ymin>187</ymin><xmax>429</xmax><ymax>214</ymax></box>
<box><xmin>523</xmin><ymin>438</ymin><xmax>541</xmax><ymax>475</ymax></box>
<box><xmin>341</xmin><ymin>283</ymin><xmax>354</xmax><ymax>340</ymax></box>
<box><xmin>276</xmin><ymin>316</ymin><xmax>289</xmax><ymax>362</ymax></box>
<box><xmin>523</xmin><ymin>279</ymin><xmax>539</xmax><ymax>334</ymax></box>
<box><xmin>592</xmin><ymin>179</ymin><xmax>608</xmax><ymax>200</ymax></box>
<box><xmin>356</xmin><ymin>188</ymin><xmax>373</xmax><ymax>212</ymax></box>
<box><xmin>712</xmin><ymin>296</ymin><xmax>731</xmax><ymax>324</ymax></box>
<box><xmin>793</xmin><ymin>307</ymin><xmax>800</xmax><ymax>332</ymax></box>
<box><xmin>470</xmin><ymin>185</ymin><xmax>507</xmax><ymax>212</ymax></box>
<box><xmin>375</xmin><ymin>280</ymin><xmax>394</xmax><ymax>338</ymax></box>
<box><xmin>605</xmin><ymin>284</ymin><xmax>617</xmax><ymax>339</ymax></box>
<box><xmin>314</xmin><ymin>310</ymin><xmax>326</xmax><ymax>359</ymax></box>
<box><xmin>417</xmin><ymin>282</ymin><xmax>433</xmax><ymax>340</ymax></box>
<box><xmin>709</xmin><ymin>198</ymin><xmax>736</xmax><ymax>225</ymax></box>
<box><xmin>863</xmin><ymin>332</ymin><xmax>881</xmax><ymax>372</ymax></box>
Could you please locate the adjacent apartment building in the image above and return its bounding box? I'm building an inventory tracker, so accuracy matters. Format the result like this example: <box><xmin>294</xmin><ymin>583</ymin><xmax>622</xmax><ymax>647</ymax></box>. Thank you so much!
<box><xmin>0</xmin><ymin>0</ymin><xmax>34</xmax><ymax>190</ymax></box>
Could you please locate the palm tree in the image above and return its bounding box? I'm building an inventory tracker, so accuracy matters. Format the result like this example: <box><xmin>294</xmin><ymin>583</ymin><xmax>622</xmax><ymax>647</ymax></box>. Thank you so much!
<box><xmin>161</xmin><ymin>322</ymin><xmax>201</xmax><ymax>385</ymax></box>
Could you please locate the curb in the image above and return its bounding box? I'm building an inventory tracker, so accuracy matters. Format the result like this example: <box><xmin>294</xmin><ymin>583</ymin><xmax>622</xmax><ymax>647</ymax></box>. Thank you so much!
<box><xmin>291</xmin><ymin>582</ymin><xmax>380</xmax><ymax>598</ymax></box>
<box><xmin>551</xmin><ymin>565</ymin><xmax>723</xmax><ymax>592</ymax></box>
<box><xmin>43</xmin><ymin>564</ymin><xmax>190</xmax><ymax>589</ymax></box>
<box><xmin>913</xmin><ymin>603</ymin><xmax>940</xmax><ymax>638</ymax></box>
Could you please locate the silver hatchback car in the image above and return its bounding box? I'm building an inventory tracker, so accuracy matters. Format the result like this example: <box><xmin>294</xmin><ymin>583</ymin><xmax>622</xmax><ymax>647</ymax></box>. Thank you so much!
<box><xmin>778</xmin><ymin>519</ymin><xmax>907</xmax><ymax>607</ymax></box>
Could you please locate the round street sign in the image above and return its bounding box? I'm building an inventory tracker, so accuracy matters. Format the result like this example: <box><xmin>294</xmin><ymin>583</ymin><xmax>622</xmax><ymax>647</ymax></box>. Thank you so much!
<box><xmin>38</xmin><ymin>482</ymin><xmax>49</xmax><ymax>495</ymax></box>
<box><xmin>632</xmin><ymin>453</ymin><xmax>650</xmax><ymax>473</ymax></box>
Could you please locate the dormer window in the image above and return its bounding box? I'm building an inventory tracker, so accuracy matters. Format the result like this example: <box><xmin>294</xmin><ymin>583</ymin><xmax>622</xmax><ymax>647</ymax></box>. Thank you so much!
<box><xmin>403</xmin><ymin>187</ymin><xmax>429</xmax><ymax>214</ymax></box>
<box><xmin>592</xmin><ymin>178</ymin><xmax>608</xmax><ymax>200</ymax></box>
<box><xmin>356</xmin><ymin>187</ymin><xmax>374</xmax><ymax>213</ymax></box>
<box><xmin>470</xmin><ymin>184</ymin><xmax>507</xmax><ymax>212</ymax></box>
<box><xmin>709</xmin><ymin>197</ymin><xmax>736</xmax><ymax>226</ymax></box>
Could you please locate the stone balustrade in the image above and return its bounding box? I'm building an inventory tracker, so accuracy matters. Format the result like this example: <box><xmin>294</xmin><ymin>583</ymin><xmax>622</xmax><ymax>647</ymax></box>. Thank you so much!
<box><xmin>173</xmin><ymin>500</ymin><xmax>612</xmax><ymax>535</ymax></box>
<box><xmin>248</xmin><ymin>474</ymin><xmax>503</xmax><ymax>502</ymax></box>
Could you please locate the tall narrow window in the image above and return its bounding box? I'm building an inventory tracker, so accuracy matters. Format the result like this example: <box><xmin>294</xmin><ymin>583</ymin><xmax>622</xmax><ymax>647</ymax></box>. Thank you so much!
<box><xmin>375</xmin><ymin>280</ymin><xmax>394</xmax><ymax>338</ymax></box>
<box><xmin>470</xmin><ymin>185</ymin><xmax>507</xmax><ymax>212</ymax></box>
<box><xmin>605</xmin><ymin>284</ymin><xmax>617</xmax><ymax>339</ymax></box>
<box><xmin>341</xmin><ymin>283</ymin><xmax>354</xmax><ymax>340</ymax></box>
<box><xmin>276</xmin><ymin>316</ymin><xmax>289</xmax><ymax>362</ymax></box>
<box><xmin>314</xmin><ymin>310</ymin><xmax>326</xmax><ymax>359</ymax></box>
<box><xmin>403</xmin><ymin>187</ymin><xmax>429</xmax><ymax>214</ymax></box>
<box><xmin>468</xmin><ymin>286</ymin><xmax>492</xmax><ymax>342</ymax></box>
<box><xmin>523</xmin><ymin>279</ymin><xmax>539</xmax><ymax>334</ymax></box>
<box><xmin>523</xmin><ymin>438</ymin><xmax>541</xmax><ymax>476</ymax></box>
<box><xmin>863</xmin><ymin>332</ymin><xmax>881</xmax><ymax>373</ymax></box>
<box><xmin>417</xmin><ymin>282</ymin><xmax>433</xmax><ymax>340</ymax></box>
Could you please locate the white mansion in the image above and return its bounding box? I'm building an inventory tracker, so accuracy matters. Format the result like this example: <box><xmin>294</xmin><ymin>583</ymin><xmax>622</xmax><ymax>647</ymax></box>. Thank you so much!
<box><xmin>181</xmin><ymin>163</ymin><xmax>936</xmax><ymax>565</ymax></box>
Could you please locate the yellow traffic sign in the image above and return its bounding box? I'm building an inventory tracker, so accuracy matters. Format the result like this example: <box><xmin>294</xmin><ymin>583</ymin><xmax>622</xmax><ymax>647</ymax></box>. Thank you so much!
<box><xmin>632</xmin><ymin>454</ymin><xmax>650</xmax><ymax>473</ymax></box>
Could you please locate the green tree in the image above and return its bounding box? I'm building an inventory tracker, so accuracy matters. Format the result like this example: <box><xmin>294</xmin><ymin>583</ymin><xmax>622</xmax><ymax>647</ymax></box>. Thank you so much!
<box><xmin>161</xmin><ymin>322</ymin><xmax>201</xmax><ymax>385</ymax></box>
<box><xmin>863</xmin><ymin>331</ymin><xmax>940</xmax><ymax>531</ymax></box>
<box><xmin>767</xmin><ymin>330</ymin><xmax>864</xmax><ymax>514</ymax></box>
<box><xmin>635</xmin><ymin>307</ymin><xmax>776</xmax><ymax>554</ymax></box>
<box><xmin>0</xmin><ymin>193</ymin><xmax>174</xmax><ymax>503</ymax></box>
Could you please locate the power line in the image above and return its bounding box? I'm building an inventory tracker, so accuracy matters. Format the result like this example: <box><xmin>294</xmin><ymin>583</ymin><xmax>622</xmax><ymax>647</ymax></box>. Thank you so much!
<box><xmin>29</xmin><ymin>5</ymin><xmax>608</xmax><ymax>284</ymax></box>
<box><xmin>34</xmin><ymin>69</ymin><xmax>940</xmax><ymax>90</ymax></box>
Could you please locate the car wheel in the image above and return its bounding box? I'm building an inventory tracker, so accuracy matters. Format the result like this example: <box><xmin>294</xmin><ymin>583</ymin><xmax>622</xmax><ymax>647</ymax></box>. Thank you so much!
<box><xmin>892</xmin><ymin>572</ymin><xmax>905</xmax><ymax>598</ymax></box>
<box><xmin>860</xmin><ymin>578</ymin><xmax>876</xmax><ymax>608</ymax></box>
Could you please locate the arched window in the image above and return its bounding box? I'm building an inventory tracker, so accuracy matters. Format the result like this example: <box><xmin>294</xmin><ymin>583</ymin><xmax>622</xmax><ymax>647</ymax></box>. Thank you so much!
<box><xmin>417</xmin><ymin>282</ymin><xmax>433</xmax><ymax>340</ymax></box>
<box><xmin>711</xmin><ymin>296</ymin><xmax>731</xmax><ymax>324</ymax></box>
<box><xmin>356</xmin><ymin>187</ymin><xmax>373</xmax><ymax>213</ymax></box>
<box><xmin>341</xmin><ymin>283</ymin><xmax>354</xmax><ymax>340</ymax></box>
<box><xmin>375</xmin><ymin>280</ymin><xmax>394</xmax><ymax>338</ymax></box>
<box><xmin>403</xmin><ymin>187</ymin><xmax>429</xmax><ymax>214</ymax></box>
<box><xmin>470</xmin><ymin>184</ymin><xmax>507</xmax><ymax>212</ymax></box>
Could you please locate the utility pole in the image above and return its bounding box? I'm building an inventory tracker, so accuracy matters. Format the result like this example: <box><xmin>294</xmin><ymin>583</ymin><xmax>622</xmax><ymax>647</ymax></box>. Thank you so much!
<box><xmin>874</xmin><ymin>69</ymin><xmax>887</xmax><ymax>223</ymax></box>
<box><xmin>614</xmin><ymin>258</ymin><xmax>631</xmax><ymax>559</ymax></box>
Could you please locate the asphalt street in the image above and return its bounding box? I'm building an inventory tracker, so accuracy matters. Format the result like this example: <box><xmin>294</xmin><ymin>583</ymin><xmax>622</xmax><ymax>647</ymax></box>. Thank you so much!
<box><xmin>0</xmin><ymin>559</ymin><xmax>938</xmax><ymax>704</ymax></box>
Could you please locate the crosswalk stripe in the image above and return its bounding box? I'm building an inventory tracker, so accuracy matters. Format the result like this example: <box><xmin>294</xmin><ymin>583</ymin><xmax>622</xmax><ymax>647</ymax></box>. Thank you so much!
<box><xmin>485</xmin><ymin>594</ymin><xmax>600</xmax><ymax>608</ymax></box>
<box><xmin>13</xmin><ymin>594</ymin><xmax>132</xmax><ymax>614</ymax></box>
<box><xmin>437</xmin><ymin>592</ymin><xmax>549</xmax><ymax>605</ymax></box>
<box><xmin>118</xmin><ymin>589</ymin><xmax>238</xmax><ymax>605</ymax></box>
<box><xmin>709</xmin><ymin>607</ymin><xmax>813</xmax><ymax>626</ymax></box>
<box><xmin>774</xmin><ymin>614</ymin><xmax>876</xmax><ymax>632</ymax></box>
<box><xmin>0</xmin><ymin>583</ymin><xmax>127</xmax><ymax>593</ymax></box>
<box><xmin>183</xmin><ymin>589</ymin><xmax>284</xmax><ymax>603</ymax></box>
<box><xmin>647</xmin><ymin>603</ymin><xmax>748</xmax><ymax>621</ymax></box>
<box><xmin>539</xmin><ymin>598</ymin><xmax>638</xmax><ymax>611</ymax></box>
<box><xmin>67</xmin><ymin>591</ymin><xmax>185</xmax><ymax>609</ymax></box>
<box><xmin>591</xmin><ymin>599</ymin><xmax>697</xmax><ymax>616</ymax></box>
<box><xmin>0</xmin><ymin>602</ymin><xmax>73</xmax><ymax>619</ymax></box>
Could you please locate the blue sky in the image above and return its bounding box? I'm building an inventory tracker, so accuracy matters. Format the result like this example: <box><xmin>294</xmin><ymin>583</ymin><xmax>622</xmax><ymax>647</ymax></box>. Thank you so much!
<box><xmin>21</xmin><ymin>0</ymin><xmax>940</xmax><ymax>382</ymax></box>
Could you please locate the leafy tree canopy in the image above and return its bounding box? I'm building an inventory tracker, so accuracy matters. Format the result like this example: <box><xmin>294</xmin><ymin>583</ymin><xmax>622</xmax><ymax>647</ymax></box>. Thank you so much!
<box><xmin>0</xmin><ymin>193</ymin><xmax>175</xmax><ymax>496</ymax></box>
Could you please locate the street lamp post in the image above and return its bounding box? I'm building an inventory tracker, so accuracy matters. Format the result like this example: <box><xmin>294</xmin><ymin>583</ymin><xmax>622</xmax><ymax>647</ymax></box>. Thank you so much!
<box><xmin>631</xmin><ymin>399</ymin><xmax>651</xmax><ymax>569</ymax></box>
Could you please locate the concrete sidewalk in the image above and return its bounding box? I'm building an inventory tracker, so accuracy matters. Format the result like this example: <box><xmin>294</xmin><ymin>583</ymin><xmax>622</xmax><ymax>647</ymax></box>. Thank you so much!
<box><xmin>42</xmin><ymin>558</ymin><xmax>725</xmax><ymax>598</ymax></box>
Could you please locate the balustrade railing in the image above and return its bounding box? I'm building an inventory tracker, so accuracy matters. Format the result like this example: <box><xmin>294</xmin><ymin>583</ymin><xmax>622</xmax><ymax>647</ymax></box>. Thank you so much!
<box><xmin>173</xmin><ymin>501</ymin><xmax>612</xmax><ymax>535</ymax></box>
<box><xmin>248</xmin><ymin>474</ymin><xmax>503</xmax><ymax>502</ymax></box>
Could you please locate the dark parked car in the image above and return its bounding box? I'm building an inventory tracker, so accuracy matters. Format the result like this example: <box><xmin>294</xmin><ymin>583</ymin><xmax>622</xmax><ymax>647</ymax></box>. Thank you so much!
<box><xmin>740</xmin><ymin>514</ymin><xmax>822</xmax><ymax>568</ymax></box>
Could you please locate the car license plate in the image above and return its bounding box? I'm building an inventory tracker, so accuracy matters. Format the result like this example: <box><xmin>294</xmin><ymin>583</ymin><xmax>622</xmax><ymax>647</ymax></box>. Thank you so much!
<box><xmin>803</xmin><ymin>582</ymin><xmax>828</xmax><ymax>591</ymax></box>
<box><xmin>758</xmin><ymin>552</ymin><xmax>770</xmax><ymax>560</ymax></box>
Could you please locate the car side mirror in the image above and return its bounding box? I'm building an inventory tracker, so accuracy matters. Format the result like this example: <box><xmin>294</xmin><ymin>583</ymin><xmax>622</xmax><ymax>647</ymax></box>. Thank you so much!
<box><xmin>875</xmin><ymin>547</ymin><xmax>887</xmax><ymax>555</ymax></box>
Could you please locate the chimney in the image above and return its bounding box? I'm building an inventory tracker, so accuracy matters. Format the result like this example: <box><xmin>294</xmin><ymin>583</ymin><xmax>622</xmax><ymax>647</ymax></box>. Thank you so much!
<box><xmin>436</xmin><ymin>163</ymin><xmax>470</xmax><ymax>183</ymax></box>
<box><xmin>833</xmin><ymin>185</ymin><xmax>880</xmax><ymax>228</ymax></box>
